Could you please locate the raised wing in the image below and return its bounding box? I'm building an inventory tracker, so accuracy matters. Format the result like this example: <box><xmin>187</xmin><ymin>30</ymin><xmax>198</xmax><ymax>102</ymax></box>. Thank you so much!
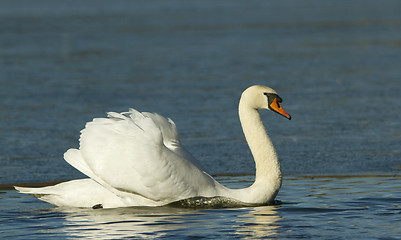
<box><xmin>66</xmin><ymin>108</ymin><xmax>219</xmax><ymax>203</ymax></box>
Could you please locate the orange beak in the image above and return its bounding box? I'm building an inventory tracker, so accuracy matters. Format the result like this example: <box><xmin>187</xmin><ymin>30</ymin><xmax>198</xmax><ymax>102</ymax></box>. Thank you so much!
<box><xmin>269</xmin><ymin>98</ymin><xmax>291</xmax><ymax>120</ymax></box>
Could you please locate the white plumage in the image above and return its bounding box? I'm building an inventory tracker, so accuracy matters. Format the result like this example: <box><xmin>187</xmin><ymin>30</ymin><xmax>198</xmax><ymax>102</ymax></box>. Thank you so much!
<box><xmin>15</xmin><ymin>85</ymin><xmax>291</xmax><ymax>208</ymax></box>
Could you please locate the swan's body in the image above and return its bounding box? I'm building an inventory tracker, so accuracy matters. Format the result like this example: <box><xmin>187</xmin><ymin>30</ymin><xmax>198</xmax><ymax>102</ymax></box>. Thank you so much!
<box><xmin>15</xmin><ymin>85</ymin><xmax>291</xmax><ymax>208</ymax></box>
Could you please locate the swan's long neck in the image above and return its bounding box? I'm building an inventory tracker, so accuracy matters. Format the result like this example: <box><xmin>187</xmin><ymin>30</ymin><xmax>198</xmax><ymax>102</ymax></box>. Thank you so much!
<box><xmin>235</xmin><ymin>98</ymin><xmax>282</xmax><ymax>203</ymax></box>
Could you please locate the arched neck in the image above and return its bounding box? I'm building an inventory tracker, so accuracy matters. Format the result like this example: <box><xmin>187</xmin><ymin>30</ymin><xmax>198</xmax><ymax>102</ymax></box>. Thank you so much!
<box><xmin>216</xmin><ymin>92</ymin><xmax>283</xmax><ymax>204</ymax></box>
<box><xmin>238</xmin><ymin>101</ymin><xmax>282</xmax><ymax>187</ymax></box>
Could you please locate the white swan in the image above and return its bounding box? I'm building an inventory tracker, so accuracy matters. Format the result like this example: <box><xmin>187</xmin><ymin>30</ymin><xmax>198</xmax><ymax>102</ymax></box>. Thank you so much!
<box><xmin>15</xmin><ymin>85</ymin><xmax>291</xmax><ymax>208</ymax></box>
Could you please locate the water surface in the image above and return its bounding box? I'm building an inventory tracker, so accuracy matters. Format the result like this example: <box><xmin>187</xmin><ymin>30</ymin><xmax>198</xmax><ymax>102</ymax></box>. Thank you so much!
<box><xmin>2</xmin><ymin>175</ymin><xmax>401</xmax><ymax>239</ymax></box>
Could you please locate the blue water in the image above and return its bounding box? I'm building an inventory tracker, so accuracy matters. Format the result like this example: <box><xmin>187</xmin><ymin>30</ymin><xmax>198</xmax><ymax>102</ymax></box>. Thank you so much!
<box><xmin>1</xmin><ymin>0</ymin><xmax>400</xmax><ymax>239</ymax></box>
<box><xmin>2</xmin><ymin>176</ymin><xmax>401</xmax><ymax>239</ymax></box>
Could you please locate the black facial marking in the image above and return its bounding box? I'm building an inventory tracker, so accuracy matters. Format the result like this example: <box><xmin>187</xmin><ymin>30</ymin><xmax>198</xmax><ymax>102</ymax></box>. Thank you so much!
<box><xmin>263</xmin><ymin>92</ymin><xmax>281</xmax><ymax>109</ymax></box>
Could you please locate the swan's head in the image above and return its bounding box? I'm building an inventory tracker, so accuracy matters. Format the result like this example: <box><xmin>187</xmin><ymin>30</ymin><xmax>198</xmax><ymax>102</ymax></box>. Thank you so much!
<box><xmin>241</xmin><ymin>85</ymin><xmax>291</xmax><ymax>120</ymax></box>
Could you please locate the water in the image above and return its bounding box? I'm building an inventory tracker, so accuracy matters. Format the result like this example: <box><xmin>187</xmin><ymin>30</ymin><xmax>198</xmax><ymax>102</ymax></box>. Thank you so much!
<box><xmin>2</xmin><ymin>175</ymin><xmax>401</xmax><ymax>239</ymax></box>
<box><xmin>1</xmin><ymin>0</ymin><xmax>401</xmax><ymax>239</ymax></box>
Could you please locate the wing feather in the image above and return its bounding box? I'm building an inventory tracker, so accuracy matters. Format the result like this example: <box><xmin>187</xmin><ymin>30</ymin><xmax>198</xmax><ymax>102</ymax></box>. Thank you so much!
<box><xmin>69</xmin><ymin>108</ymin><xmax>219</xmax><ymax>203</ymax></box>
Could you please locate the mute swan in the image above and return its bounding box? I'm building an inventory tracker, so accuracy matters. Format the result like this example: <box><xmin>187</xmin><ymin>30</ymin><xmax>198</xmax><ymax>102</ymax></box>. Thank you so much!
<box><xmin>15</xmin><ymin>85</ymin><xmax>291</xmax><ymax>208</ymax></box>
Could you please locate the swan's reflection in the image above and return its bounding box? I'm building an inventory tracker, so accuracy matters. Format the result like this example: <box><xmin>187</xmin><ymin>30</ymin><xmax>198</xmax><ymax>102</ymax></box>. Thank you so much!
<box><xmin>56</xmin><ymin>205</ymin><xmax>281</xmax><ymax>239</ymax></box>
<box><xmin>60</xmin><ymin>207</ymin><xmax>192</xmax><ymax>238</ymax></box>
<box><xmin>235</xmin><ymin>205</ymin><xmax>282</xmax><ymax>238</ymax></box>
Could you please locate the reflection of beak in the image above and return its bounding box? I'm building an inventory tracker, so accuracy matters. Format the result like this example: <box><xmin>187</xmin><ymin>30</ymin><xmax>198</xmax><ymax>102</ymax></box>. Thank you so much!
<box><xmin>269</xmin><ymin>98</ymin><xmax>291</xmax><ymax>120</ymax></box>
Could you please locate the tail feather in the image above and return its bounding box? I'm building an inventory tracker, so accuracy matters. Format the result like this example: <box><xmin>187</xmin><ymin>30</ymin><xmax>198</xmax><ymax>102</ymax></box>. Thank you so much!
<box><xmin>14</xmin><ymin>179</ymin><xmax>134</xmax><ymax>208</ymax></box>
<box><xmin>14</xmin><ymin>185</ymin><xmax>58</xmax><ymax>205</ymax></box>
<box><xmin>14</xmin><ymin>186</ymin><xmax>43</xmax><ymax>195</ymax></box>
